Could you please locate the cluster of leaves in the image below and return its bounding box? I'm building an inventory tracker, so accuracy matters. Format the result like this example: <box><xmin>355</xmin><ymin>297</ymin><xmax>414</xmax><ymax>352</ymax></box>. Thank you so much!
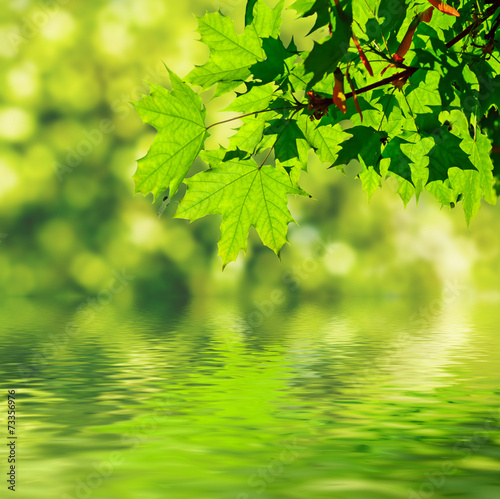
<box><xmin>133</xmin><ymin>0</ymin><xmax>500</xmax><ymax>267</ymax></box>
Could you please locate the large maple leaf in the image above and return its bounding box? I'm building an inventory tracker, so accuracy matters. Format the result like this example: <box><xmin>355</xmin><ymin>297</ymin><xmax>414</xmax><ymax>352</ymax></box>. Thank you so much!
<box><xmin>132</xmin><ymin>69</ymin><xmax>208</xmax><ymax>200</ymax></box>
<box><xmin>175</xmin><ymin>149</ymin><xmax>307</xmax><ymax>267</ymax></box>
<box><xmin>186</xmin><ymin>1</ymin><xmax>284</xmax><ymax>90</ymax></box>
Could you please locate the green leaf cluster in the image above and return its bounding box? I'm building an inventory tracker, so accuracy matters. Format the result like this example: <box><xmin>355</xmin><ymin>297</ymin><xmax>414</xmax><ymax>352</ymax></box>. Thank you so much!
<box><xmin>133</xmin><ymin>0</ymin><xmax>500</xmax><ymax>265</ymax></box>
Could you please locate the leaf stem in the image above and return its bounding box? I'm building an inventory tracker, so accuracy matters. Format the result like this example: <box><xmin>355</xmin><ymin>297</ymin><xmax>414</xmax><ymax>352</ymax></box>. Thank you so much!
<box><xmin>206</xmin><ymin>105</ymin><xmax>305</xmax><ymax>130</ymax></box>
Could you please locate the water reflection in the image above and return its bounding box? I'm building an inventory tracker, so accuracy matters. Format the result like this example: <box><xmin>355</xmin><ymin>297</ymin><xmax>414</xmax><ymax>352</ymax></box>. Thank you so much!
<box><xmin>0</xmin><ymin>295</ymin><xmax>499</xmax><ymax>499</ymax></box>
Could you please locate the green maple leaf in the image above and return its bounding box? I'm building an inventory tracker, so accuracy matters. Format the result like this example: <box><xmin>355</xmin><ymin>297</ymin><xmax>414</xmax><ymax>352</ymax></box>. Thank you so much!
<box><xmin>330</xmin><ymin>126</ymin><xmax>386</xmax><ymax>200</ymax></box>
<box><xmin>448</xmin><ymin>129</ymin><xmax>497</xmax><ymax>224</ymax></box>
<box><xmin>213</xmin><ymin>80</ymin><xmax>246</xmax><ymax>99</ymax></box>
<box><xmin>224</xmin><ymin>82</ymin><xmax>276</xmax><ymax>114</ymax></box>
<box><xmin>331</xmin><ymin>126</ymin><xmax>387</xmax><ymax>170</ymax></box>
<box><xmin>353</xmin><ymin>0</ymin><xmax>407</xmax><ymax>45</ymax></box>
<box><xmin>175</xmin><ymin>149</ymin><xmax>306</xmax><ymax>267</ymax></box>
<box><xmin>383</xmin><ymin>130</ymin><xmax>434</xmax><ymax>200</ymax></box>
<box><xmin>359</xmin><ymin>160</ymin><xmax>382</xmax><ymax>201</ymax></box>
<box><xmin>248</xmin><ymin>0</ymin><xmax>284</xmax><ymax>39</ymax></box>
<box><xmin>132</xmin><ymin>69</ymin><xmax>208</xmax><ymax>200</ymax></box>
<box><xmin>373</xmin><ymin>91</ymin><xmax>401</xmax><ymax>121</ymax></box>
<box><xmin>380</xmin><ymin>133</ymin><xmax>429</xmax><ymax>206</ymax></box>
<box><xmin>186</xmin><ymin>12</ymin><xmax>262</xmax><ymax>89</ymax></box>
<box><xmin>395</xmin><ymin>70</ymin><xmax>442</xmax><ymax>131</ymax></box>
<box><xmin>228</xmin><ymin>115</ymin><xmax>269</xmax><ymax>154</ymax></box>
<box><xmin>413</xmin><ymin>29</ymin><xmax>466</xmax><ymax>111</ymax></box>
<box><xmin>479</xmin><ymin>74</ymin><xmax>500</xmax><ymax>116</ymax></box>
<box><xmin>130</xmin><ymin>0</ymin><xmax>500</xmax><ymax>263</ymax></box>
<box><xmin>298</xmin><ymin>114</ymin><xmax>348</xmax><ymax>167</ymax></box>
<box><xmin>449</xmin><ymin>170</ymin><xmax>483</xmax><ymax>225</ymax></box>
<box><xmin>381</xmin><ymin>137</ymin><xmax>414</xmax><ymax>184</ymax></box>
<box><xmin>426</xmin><ymin>181</ymin><xmax>455</xmax><ymax>206</ymax></box>
<box><xmin>291</xmin><ymin>0</ymin><xmax>332</xmax><ymax>33</ymax></box>
<box><xmin>276</xmin><ymin>137</ymin><xmax>310</xmax><ymax>180</ymax></box>
<box><xmin>186</xmin><ymin>1</ymin><xmax>284</xmax><ymax>91</ymax></box>
<box><xmin>454</xmin><ymin>113</ymin><xmax>496</xmax><ymax>205</ymax></box>
<box><xmin>302</xmin><ymin>0</ymin><xmax>353</xmax><ymax>89</ymax></box>
<box><xmin>425</xmin><ymin>128</ymin><xmax>476</xmax><ymax>183</ymax></box>
<box><xmin>304</xmin><ymin>27</ymin><xmax>351</xmax><ymax>89</ymax></box>
<box><xmin>263</xmin><ymin>118</ymin><xmax>306</xmax><ymax>163</ymax></box>
<box><xmin>251</xmin><ymin>37</ymin><xmax>298</xmax><ymax>85</ymax></box>
<box><xmin>394</xmin><ymin>179</ymin><xmax>415</xmax><ymax>207</ymax></box>
<box><xmin>245</xmin><ymin>0</ymin><xmax>258</xmax><ymax>25</ymax></box>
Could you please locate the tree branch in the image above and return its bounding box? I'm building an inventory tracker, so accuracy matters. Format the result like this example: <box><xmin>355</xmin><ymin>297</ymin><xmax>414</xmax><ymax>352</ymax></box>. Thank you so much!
<box><xmin>307</xmin><ymin>0</ymin><xmax>500</xmax><ymax>116</ymax></box>
<box><xmin>446</xmin><ymin>1</ymin><xmax>500</xmax><ymax>48</ymax></box>
<box><xmin>311</xmin><ymin>67</ymin><xmax>418</xmax><ymax>111</ymax></box>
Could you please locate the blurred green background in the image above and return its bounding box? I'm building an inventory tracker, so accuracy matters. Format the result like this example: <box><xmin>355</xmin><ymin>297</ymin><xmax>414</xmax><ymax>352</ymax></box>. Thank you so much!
<box><xmin>1</xmin><ymin>3</ymin><xmax>500</xmax><ymax>499</ymax></box>
<box><xmin>1</xmin><ymin>0</ymin><xmax>499</xmax><ymax>305</ymax></box>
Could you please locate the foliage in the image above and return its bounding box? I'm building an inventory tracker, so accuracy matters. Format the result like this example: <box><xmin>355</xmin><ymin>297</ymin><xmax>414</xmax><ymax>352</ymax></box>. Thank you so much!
<box><xmin>134</xmin><ymin>0</ymin><xmax>500</xmax><ymax>266</ymax></box>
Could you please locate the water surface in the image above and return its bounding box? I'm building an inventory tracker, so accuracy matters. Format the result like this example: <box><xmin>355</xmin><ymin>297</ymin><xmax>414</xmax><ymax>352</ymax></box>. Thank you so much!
<box><xmin>0</xmin><ymin>296</ymin><xmax>499</xmax><ymax>499</ymax></box>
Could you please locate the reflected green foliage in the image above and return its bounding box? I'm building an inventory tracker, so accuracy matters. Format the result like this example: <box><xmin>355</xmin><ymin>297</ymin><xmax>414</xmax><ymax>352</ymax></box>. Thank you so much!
<box><xmin>1</xmin><ymin>298</ymin><xmax>500</xmax><ymax>498</ymax></box>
